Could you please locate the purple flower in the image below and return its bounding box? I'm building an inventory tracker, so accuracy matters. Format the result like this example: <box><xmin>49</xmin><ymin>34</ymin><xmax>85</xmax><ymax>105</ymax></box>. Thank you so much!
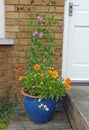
<box><xmin>37</xmin><ymin>16</ymin><xmax>42</xmax><ymax>21</ymax></box>
<box><xmin>38</xmin><ymin>32</ymin><xmax>43</xmax><ymax>38</ymax></box>
<box><xmin>61</xmin><ymin>77</ymin><xmax>64</xmax><ymax>82</ymax></box>
<box><xmin>59</xmin><ymin>23</ymin><xmax>64</xmax><ymax>29</ymax></box>
<box><xmin>32</xmin><ymin>31</ymin><xmax>38</xmax><ymax>36</ymax></box>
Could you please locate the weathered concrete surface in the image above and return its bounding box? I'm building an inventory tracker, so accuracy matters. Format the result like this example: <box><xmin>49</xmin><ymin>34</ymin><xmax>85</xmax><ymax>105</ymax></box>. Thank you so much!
<box><xmin>63</xmin><ymin>85</ymin><xmax>89</xmax><ymax>130</ymax></box>
<box><xmin>7</xmin><ymin>100</ymin><xmax>72</xmax><ymax>130</ymax></box>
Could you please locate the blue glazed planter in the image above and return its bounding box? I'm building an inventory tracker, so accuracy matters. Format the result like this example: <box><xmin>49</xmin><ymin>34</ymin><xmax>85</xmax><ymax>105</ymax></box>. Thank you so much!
<box><xmin>23</xmin><ymin>95</ymin><xmax>57</xmax><ymax>124</ymax></box>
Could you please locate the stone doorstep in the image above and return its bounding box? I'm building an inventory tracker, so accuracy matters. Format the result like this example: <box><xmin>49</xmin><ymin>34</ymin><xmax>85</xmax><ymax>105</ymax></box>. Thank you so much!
<box><xmin>63</xmin><ymin>86</ymin><xmax>89</xmax><ymax>130</ymax></box>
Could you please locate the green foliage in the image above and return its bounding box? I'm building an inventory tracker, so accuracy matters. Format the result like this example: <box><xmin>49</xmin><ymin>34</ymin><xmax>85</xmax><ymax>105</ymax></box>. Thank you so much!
<box><xmin>0</xmin><ymin>85</ymin><xmax>19</xmax><ymax>130</ymax></box>
<box><xmin>27</xmin><ymin>11</ymin><xmax>60</xmax><ymax>68</ymax></box>
<box><xmin>22</xmin><ymin>67</ymin><xmax>66</xmax><ymax>100</ymax></box>
<box><xmin>18</xmin><ymin>10</ymin><xmax>71</xmax><ymax>100</ymax></box>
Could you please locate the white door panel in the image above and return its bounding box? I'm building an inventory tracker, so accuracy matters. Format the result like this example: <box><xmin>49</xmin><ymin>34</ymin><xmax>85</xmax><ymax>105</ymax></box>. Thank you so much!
<box><xmin>63</xmin><ymin>0</ymin><xmax>89</xmax><ymax>81</ymax></box>
<box><xmin>78</xmin><ymin>0</ymin><xmax>89</xmax><ymax>10</ymax></box>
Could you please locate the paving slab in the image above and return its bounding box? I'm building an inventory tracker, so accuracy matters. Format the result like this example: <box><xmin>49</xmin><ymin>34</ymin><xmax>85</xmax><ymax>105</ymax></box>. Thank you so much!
<box><xmin>7</xmin><ymin>100</ymin><xmax>72</xmax><ymax>130</ymax></box>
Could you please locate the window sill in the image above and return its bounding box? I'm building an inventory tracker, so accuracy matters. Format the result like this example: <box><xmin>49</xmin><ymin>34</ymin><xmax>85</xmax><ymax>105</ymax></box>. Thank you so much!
<box><xmin>0</xmin><ymin>38</ymin><xmax>14</xmax><ymax>45</ymax></box>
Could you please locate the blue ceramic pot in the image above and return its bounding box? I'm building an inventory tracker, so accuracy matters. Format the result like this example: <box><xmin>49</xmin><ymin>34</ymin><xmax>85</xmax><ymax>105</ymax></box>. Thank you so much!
<box><xmin>24</xmin><ymin>96</ymin><xmax>57</xmax><ymax>124</ymax></box>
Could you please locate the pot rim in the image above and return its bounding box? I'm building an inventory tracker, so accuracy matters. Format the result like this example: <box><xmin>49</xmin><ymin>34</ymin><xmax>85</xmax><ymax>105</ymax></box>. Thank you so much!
<box><xmin>21</xmin><ymin>87</ymin><xmax>41</xmax><ymax>99</ymax></box>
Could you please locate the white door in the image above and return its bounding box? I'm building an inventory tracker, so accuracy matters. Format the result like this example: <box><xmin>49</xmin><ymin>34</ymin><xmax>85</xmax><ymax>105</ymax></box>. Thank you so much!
<box><xmin>62</xmin><ymin>0</ymin><xmax>89</xmax><ymax>81</ymax></box>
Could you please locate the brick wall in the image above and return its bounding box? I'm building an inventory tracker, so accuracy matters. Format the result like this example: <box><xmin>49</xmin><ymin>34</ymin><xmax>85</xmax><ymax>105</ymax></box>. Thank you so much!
<box><xmin>0</xmin><ymin>0</ymin><xmax>64</xmax><ymax>97</ymax></box>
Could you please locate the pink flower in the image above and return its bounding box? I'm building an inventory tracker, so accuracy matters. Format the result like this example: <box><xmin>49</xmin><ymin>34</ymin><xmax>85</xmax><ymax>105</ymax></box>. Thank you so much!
<box><xmin>32</xmin><ymin>31</ymin><xmax>38</xmax><ymax>36</ymax></box>
<box><xmin>37</xmin><ymin>16</ymin><xmax>42</xmax><ymax>21</ymax></box>
<box><xmin>38</xmin><ymin>32</ymin><xmax>43</xmax><ymax>38</ymax></box>
<box><xmin>59</xmin><ymin>23</ymin><xmax>64</xmax><ymax>29</ymax></box>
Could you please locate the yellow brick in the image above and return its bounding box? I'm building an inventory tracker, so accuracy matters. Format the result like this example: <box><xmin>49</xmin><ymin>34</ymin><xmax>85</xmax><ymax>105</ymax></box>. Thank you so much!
<box><xmin>54</xmin><ymin>13</ymin><xmax>64</xmax><ymax>20</ymax></box>
<box><xmin>16</xmin><ymin>45</ymin><xmax>29</xmax><ymax>51</ymax></box>
<box><xmin>16</xmin><ymin>32</ymin><xmax>28</xmax><ymax>39</ymax></box>
<box><xmin>0</xmin><ymin>65</ymin><xmax>7</xmax><ymax>71</ymax></box>
<box><xmin>56</xmin><ymin>40</ymin><xmax>63</xmax><ymax>45</ymax></box>
<box><xmin>0</xmin><ymin>71</ymin><xmax>7</xmax><ymax>77</ymax></box>
<box><xmin>54</xmin><ymin>45</ymin><xmax>62</xmax><ymax>52</ymax></box>
<box><xmin>33</xmin><ymin>0</ymin><xmax>64</xmax><ymax>6</ymax></box>
<box><xmin>16</xmin><ymin>5</ymin><xmax>31</xmax><ymax>12</ymax></box>
<box><xmin>56</xmin><ymin>0</ymin><xmax>64</xmax><ymax>6</ymax></box>
<box><xmin>19</xmin><ymin>12</ymin><xmax>46</xmax><ymax>19</ymax></box>
<box><xmin>19</xmin><ymin>0</ymin><xmax>30</xmax><ymax>4</ymax></box>
<box><xmin>0</xmin><ymin>59</ymin><xmax>7</xmax><ymax>64</ymax></box>
<box><xmin>17</xmin><ymin>19</ymin><xmax>29</xmax><ymax>26</ymax></box>
<box><xmin>6</xmin><ymin>18</ymin><xmax>18</xmax><ymax>25</ymax></box>
<box><xmin>54</xmin><ymin>57</ymin><xmax>62</xmax><ymax>64</ymax></box>
<box><xmin>5</xmin><ymin>26</ymin><xmax>18</xmax><ymax>32</ymax></box>
<box><xmin>33</xmin><ymin>0</ymin><xmax>49</xmax><ymax>5</ymax></box>
<box><xmin>35</xmin><ymin>6</ymin><xmax>54</xmax><ymax>13</ymax></box>
<box><xmin>7</xmin><ymin>51</ymin><xmax>25</xmax><ymax>57</ymax></box>
<box><xmin>54</xmin><ymin>6</ymin><xmax>64</xmax><ymax>13</ymax></box>
<box><xmin>54</xmin><ymin>33</ymin><xmax>63</xmax><ymax>40</ymax></box>
<box><xmin>19</xmin><ymin>12</ymin><xmax>30</xmax><ymax>18</ymax></box>
<box><xmin>5</xmin><ymin>5</ymin><xmax>15</xmax><ymax>11</ymax></box>
<box><xmin>18</xmin><ymin>39</ymin><xmax>29</xmax><ymax>45</ymax></box>
<box><xmin>51</xmin><ymin>27</ymin><xmax>63</xmax><ymax>33</ymax></box>
<box><xmin>6</xmin><ymin>12</ymin><xmax>18</xmax><ymax>18</ymax></box>
<box><xmin>0</xmin><ymin>53</ymin><xmax>7</xmax><ymax>58</ymax></box>
<box><xmin>5</xmin><ymin>32</ymin><xmax>16</xmax><ymax>39</ymax></box>
<box><xmin>5</xmin><ymin>0</ymin><xmax>18</xmax><ymax>4</ymax></box>
<box><xmin>19</xmin><ymin>25</ymin><xmax>28</xmax><ymax>32</ymax></box>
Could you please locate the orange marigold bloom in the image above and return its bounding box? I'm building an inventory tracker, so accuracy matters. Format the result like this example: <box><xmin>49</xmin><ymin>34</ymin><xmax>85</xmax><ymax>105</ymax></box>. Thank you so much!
<box><xmin>65</xmin><ymin>83</ymin><xmax>71</xmax><ymax>90</ymax></box>
<box><xmin>18</xmin><ymin>76</ymin><xmax>23</xmax><ymax>81</ymax></box>
<box><xmin>51</xmin><ymin>71</ymin><xmax>58</xmax><ymax>78</ymax></box>
<box><xmin>34</xmin><ymin>64</ymin><xmax>40</xmax><ymax>70</ymax></box>
<box><xmin>65</xmin><ymin>77</ymin><xmax>72</xmax><ymax>84</ymax></box>
<box><xmin>40</xmin><ymin>73</ymin><xmax>45</xmax><ymax>77</ymax></box>
<box><xmin>17</xmin><ymin>67</ymin><xmax>22</xmax><ymax>72</ymax></box>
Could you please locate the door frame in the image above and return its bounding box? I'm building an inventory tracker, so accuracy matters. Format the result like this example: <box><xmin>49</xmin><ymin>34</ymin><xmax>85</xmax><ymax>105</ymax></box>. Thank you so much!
<box><xmin>62</xmin><ymin>0</ymin><xmax>70</xmax><ymax>79</ymax></box>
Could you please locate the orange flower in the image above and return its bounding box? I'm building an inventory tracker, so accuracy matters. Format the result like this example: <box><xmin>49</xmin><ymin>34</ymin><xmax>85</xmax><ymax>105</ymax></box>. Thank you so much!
<box><xmin>18</xmin><ymin>76</ymin><xmax>23</xmax><ymax>81</ymax></box>
<box><xmin>40</xmin><ymin>73</ymin><xmax>45</xmax><ymax>77</ymax></box>
<box><xmin>65</xmin><ymin>83</ymin><xmax>71</xmax><ymax>90</ymax></box>
<box><xmin>17</xmin><ymin>67</ymin><xmax>22</xmax><ymax>72</ymax></box>
<box><xmin>34</xmin><ymin>64</ymin><xmax>40</xmax><ymax>70</ymax></box>
<box><xmin>51</xmin><ymin>71</ymin><xmax>58</xmax><ymax>78</ymax></box>
<box><xmin>65</xmin><ymin>77</ymin><xmax>72</xmax><ymax>84</ymax></box>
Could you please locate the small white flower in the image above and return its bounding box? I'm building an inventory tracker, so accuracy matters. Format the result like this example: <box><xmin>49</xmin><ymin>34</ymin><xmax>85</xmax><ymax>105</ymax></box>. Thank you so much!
<box><xmin>32</xmin><ymin>86</ymin><xmax>35</xmax><ymax>88</ymax></box>
<box><xmin>40</xmin><ymin>103</ymin><xmax>44</xmax><ymax>107</ymax></box>
<box><xmin>44</xmin><ymin>105</ymin><xmax>47</xmax><ymax>108</ymax></box>
<box><xmin>38</xmin><ymin>98</ymin><xmax>41</xmax><ymax>102</ymax></box>
<box><xmin>38</xmin><ymin>105</ymin><xmax>42</xmax><ymax>108</ymax></box>
<box><xmin>38</xmin><ymin>103</ymin><xmax>44</xmax><ymax>109</ymax></box>
<box><xmin>45</xmin><ymin>108</ymin><xmax>49</xmax><ymax>111</ymax></box>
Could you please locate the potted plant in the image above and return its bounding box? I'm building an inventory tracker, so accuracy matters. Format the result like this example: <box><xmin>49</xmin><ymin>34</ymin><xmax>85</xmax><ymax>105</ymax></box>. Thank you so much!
<box><xmin>18</xmin><ymin>10</ymin><xmax>72</xmax><ymax>124</ymax></box>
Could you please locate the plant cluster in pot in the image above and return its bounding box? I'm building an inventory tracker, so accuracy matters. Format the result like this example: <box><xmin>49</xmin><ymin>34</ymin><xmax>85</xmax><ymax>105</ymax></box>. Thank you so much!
<box><xmin>18</xmin><ymin>10</ymin><xmax>72</xmax><ymax>124</ymax></box>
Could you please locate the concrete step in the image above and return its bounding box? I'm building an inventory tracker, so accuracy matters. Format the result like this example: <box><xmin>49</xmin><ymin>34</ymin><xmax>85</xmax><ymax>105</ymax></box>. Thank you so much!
<box><xmin>62</xmin><ymin>86</ymin><xmax>89</xmax><ymax>130</ymax></box>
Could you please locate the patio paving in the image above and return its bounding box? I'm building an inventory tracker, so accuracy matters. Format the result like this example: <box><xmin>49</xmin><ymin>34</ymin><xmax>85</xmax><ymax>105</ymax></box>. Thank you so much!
<box><xmin>7</xmin><ymin>100</ymin><xmax>72</xmax><ymax>130</ymax></box>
